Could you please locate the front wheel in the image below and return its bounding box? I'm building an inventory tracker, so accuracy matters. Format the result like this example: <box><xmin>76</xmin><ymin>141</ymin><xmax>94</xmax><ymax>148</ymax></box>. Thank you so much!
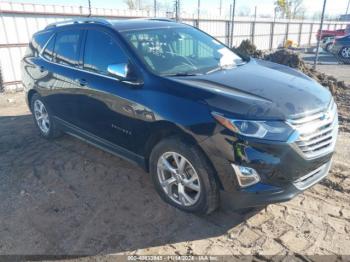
<box><xmin>337</xmin><ymin>47</ymin><xmax>350</xmax><ymax>64</ymax></box>
<box><xmin>340</xmin><ymin>47</ymin><xmax>350</xmax><ymax>59</ymax></box>
<box><xmin>150</xmin><ymin>137</ymin><xmax>219</xmax><ymax>214</ymax></box>
<box><xmin>325</xmin><ymin>43</ymin><xmax>332</xmax><ymax>52</ymax></box>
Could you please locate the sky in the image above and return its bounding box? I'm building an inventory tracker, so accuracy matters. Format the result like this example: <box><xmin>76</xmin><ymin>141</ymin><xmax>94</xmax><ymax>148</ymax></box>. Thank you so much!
<box><xmin>5</xmin><ymin>0</ymin><xmax>350</xmax><ymax>18</ymax></box>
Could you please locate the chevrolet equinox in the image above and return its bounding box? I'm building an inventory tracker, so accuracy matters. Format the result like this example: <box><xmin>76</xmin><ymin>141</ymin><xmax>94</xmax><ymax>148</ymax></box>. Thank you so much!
<box><xmin>22</xmin><ymin>18</ymin><xmax>338</xmax><ymax>214</ymax></box>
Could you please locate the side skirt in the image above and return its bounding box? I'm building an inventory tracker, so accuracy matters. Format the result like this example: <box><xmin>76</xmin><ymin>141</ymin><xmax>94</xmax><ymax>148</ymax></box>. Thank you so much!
<box><xmin>54</xmin><ymin>117</ymin><xmax>147</xmax><ymax>169</ymax></box>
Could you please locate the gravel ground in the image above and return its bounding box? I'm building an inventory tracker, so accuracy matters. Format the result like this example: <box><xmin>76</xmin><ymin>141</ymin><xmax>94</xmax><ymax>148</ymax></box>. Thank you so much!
<box><xmin>315</xmin><ymin>65</ymin><xmax>350</xmax><ymax>84</ymax></box>
<box><xmin>0</xmin><ymin>91</ymin><xmax>350</xmax><ymax>258</ymax></box>
<box><xmin>300</xmin><ymin>52</ymin><xmax>350</xmax><ymax>84</ymax></box>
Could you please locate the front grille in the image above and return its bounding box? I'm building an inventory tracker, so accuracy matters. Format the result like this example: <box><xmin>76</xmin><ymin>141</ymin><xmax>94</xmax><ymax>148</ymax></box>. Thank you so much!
<box><xmin>288</xmin><ymin>99</ymin><xmax>338</xmax><ymax>159</ymax></box>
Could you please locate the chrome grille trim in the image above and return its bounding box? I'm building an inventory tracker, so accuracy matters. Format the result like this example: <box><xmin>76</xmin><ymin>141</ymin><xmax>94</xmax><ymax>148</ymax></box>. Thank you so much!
<box><xmin>288</xmin><ymin>99</ymin><xmax>338</xmax><ymax>159</ymax></box>
<box><xmin>293</xmin><ymin>161</ymin><xmax>331</xmax><ymax>190</ymax></box>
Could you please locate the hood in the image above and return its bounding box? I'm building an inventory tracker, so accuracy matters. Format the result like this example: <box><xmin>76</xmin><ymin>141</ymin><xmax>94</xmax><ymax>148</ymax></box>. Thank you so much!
<box><xmin>169</xmin><ymin>59</ymin><xmax>332</xmax><ymax>120</ymax></box>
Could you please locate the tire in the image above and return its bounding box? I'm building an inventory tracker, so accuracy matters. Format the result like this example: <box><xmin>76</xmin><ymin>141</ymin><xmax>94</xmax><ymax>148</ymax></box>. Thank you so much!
<box><xmin>336</xmin><ymin>47</ymin><xmax>350</xmax><ymax>64</ymax></box>
<box><xmin>149</xmin><ymin>137</ymin><xmax>219</xmax><ymax>214</ymax></box>
<box><xmin>325</xmin><ymin>43</ymin><xmax>332</xmax><ymax>52</ymax></box>
<box><xmin>30</xmin><ymin>93</ymin><xmax>62</xmax><ymax>139</ymax></box>
<box><xmin>340</xmin><ymin>47</ymin><xmax>350</xmax><ymax>59</ymax></box>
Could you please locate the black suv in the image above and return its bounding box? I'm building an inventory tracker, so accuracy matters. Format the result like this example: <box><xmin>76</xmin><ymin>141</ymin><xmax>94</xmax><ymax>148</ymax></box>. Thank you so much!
<box><xmin>22</xmin><ymin>18</ymin><xmax>338</xmax><ymax>214</ymax></box>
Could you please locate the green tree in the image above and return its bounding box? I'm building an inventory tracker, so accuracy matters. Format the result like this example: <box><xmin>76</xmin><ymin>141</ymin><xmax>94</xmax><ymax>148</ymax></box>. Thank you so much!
<box><xmin>275</xmin><ymin>0</ymin><xmax>305</xmax><ymax>19</ymax></box>
<box><xmin>124</xmin><ymin>0</ymin><xmax>137</xmax><ymax>10</ymax></box>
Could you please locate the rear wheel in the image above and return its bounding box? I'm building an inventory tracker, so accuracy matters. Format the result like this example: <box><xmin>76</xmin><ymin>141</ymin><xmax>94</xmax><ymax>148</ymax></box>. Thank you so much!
<box><xmin>30</xmin><ymin>93</ymin><xmax>62</xmax><ymax>139</ymax></box>
<box><xmin>150</xmin><ymin>137</ymin><xmax>219</xmax><ymax>214</ymax></box>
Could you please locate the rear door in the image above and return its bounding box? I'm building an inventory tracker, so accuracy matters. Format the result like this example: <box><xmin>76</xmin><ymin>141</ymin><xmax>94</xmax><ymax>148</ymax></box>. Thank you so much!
<box><xmin>42</xmin><ymin>28</ymin><xmax>85</xmax><ymax>124</ymax></box>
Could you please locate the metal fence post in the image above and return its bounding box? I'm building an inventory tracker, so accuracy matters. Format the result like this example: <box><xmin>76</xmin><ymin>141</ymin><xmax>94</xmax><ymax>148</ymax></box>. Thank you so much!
<box><xmin>154</xmin><ymin>0</ymin><xmax>157</xmax><ymax>17</ymax></box>
<box><xmin>285</xmin><ymin>22</ymin><xmax>289</xmax><ymax>44</ymax></box>
<box><xmin>270</xmin><ymin>21</ymin><xmax>274</xmax><ymax>50</ymax></box>
<box><xmin>230</xmin><ymin>0</ymin><xmax>236</xmax><ymax>47</ymax></box>
<box><xmin>195</xmin><ymin>18</ymin><xmax>199</xmax><ymax>28</ymax></box>
<box><xmin>0</xmin><ymin>62</ymin><xmax>3</xmax><ymax>93</ymax></box>
<box><xmin>308</xmin><ymin>23</ymin><xmax>313</xmax><ymax>46</ymax></box>
<box><xmin>298</xmin><ymin>23</ymin><xmax>303</xmax><ymax>47</ymax></box>
<box><xmin>251</xmin><ymin>21</ymin><xmax>255</xmax><ymax>44</ymax></box>
<box><xmin>314</xmin><ymin>0</ymin><xmax>327</xmax><ymax>69</ymax></box>
<box><xmin>225</xmin><ymin>20</ymin><xmax>230</xmax><ymax>46</ymax></box>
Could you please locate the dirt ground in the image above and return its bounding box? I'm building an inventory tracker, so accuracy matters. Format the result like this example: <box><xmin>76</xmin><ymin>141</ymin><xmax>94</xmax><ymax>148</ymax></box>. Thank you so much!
<box><xmin>0</xmin><ymin>90</ymin><xmax>350</xmax><ymax>258</ymax></box>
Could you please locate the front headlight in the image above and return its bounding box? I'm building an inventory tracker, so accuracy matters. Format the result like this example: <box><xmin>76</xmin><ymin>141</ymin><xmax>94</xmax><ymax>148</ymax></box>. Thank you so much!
<box><xmin>212</xmin><ymin>112</ymin><xmax>294</xmax><ymax>141</ymax></box>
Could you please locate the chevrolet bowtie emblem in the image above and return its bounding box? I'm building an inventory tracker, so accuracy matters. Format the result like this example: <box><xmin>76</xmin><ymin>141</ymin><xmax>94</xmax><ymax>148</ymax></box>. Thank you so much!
<box><xmin>321</xmin><ymin>111</ymin><xmax>331</xmax><ymax>121</ymax></box>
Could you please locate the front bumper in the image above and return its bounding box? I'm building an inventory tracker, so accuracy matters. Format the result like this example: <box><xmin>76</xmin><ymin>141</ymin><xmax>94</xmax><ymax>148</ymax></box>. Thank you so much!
<box><xmin>220</xmin><ymin>160</ymin><xmax>331</xmax><ymax>209</ymax></box>
<box><xmin>199</xmin><ymin>127</ymin><xmax>335</xmax><ymax>208</ymax></box>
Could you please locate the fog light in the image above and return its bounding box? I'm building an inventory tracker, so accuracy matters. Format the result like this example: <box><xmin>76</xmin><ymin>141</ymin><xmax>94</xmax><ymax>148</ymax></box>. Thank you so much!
<box><xmin>231</xmin><ymin>164</ymin><xmax>261</xmax><ymax>188</ymax></box>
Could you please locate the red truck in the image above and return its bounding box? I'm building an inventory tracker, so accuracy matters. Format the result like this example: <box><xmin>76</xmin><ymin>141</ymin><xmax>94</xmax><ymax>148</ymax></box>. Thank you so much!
<box><xmin>316</xmin><ymin>29</ymin><xmax>346</xmax><ymax>40</ymax></box>
<box><xmin>316</xmin><ymin>25</ymin><xmax>350</xmax><ymax>40</ymax></box>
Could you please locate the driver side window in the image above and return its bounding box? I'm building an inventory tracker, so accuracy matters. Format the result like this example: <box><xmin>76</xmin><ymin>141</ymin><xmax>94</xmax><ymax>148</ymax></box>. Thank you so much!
<box><xmin>83</xmin><ymin>29</ymin><xmax>128</xmax><ymax>75</ymax></box>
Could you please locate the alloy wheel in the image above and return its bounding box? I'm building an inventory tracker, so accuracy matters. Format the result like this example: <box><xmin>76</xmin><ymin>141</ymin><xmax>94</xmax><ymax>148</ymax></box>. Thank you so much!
<box><xmin>33</xmin><ymin>100</ymin><xmax>50</xmax><ymax>134</ymax></box>
<box><xmin>341</xmin><ymin>47</ymin><xmax>350</xmax><ymax>58</ymax></box>
<box><xmin>157</xmin><ymin>152</ymin><xmax>201</xmax><ymax>207</ymax></box>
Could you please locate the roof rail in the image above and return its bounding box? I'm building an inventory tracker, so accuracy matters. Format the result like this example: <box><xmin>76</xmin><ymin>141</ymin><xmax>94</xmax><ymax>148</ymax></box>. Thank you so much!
<box><xmin>146</xmin><ymin>18</ymin><xmax>175</xmax><ymax>22</ymax></box>
<box><xmin>45</xmin><ymin>18</ymin><xmax>112</xmax><ymax>29</ymax></box>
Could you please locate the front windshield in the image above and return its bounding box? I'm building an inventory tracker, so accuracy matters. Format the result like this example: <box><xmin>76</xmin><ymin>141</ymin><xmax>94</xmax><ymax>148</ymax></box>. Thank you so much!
<box><xmin>120</xmin><ymin>26</ymin><xmax>243</xmax><ymax>76</ymax></box>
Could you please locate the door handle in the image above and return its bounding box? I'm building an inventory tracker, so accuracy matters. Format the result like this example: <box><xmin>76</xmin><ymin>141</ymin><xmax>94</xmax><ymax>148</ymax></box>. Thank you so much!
<box><xmin>75</xmin><ymin>78</ymin><xmax>87</xmax><ymax>87</ymax></box>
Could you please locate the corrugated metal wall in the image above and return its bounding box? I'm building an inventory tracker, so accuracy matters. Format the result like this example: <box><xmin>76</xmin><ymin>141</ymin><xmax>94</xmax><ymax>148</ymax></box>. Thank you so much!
<box><xmin>0</xmin><ymin>1</ymin><xmax>349</xmax><ymax>91</ymax></box>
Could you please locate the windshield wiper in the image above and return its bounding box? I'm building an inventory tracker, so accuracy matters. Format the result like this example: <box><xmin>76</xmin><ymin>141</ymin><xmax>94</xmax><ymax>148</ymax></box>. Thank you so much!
<box><xmin>205</xmin><ymin>62</ymin><xmax>246</xmax><ymax>75</ymax></box>
<box><xmin>205</xmin><ymin>66</ymin><xmax>224</xmax><ymax>75</ymax></box>
<box><xmin>205</xmin><ymin>65</ymin><xmax>234</xmax><ymax>75</ymax></box>
<box><xmin>163</xmin><ymin>72</ymin><xmax>200</xmax><ymax>77</ymax></box>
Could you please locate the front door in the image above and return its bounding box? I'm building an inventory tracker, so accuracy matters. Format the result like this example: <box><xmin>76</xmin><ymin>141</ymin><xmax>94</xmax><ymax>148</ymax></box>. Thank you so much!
<box><xmin>71</xmin><ymin>28</ymin><xmax>138</xmax><ymax>150</ymax></box>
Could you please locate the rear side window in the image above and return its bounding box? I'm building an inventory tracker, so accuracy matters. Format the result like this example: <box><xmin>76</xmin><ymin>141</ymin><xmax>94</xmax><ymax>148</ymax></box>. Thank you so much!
<box><xmin>53</xmin><ymin>30</ymin><xmax>82</xmax><ymax>67</ymax></box>
<box><xmin>25</xmin><ymin>31</ymin><xmax>52</xmax><ymax>57</ymax></box>
<box><xmin>42</xmin><ymin>34</ymin><xmax>55</xmax><ymax>61</ymax></box>
<box><xmin>83</xmin><ymin>29</ymin><xmax>128</xmax><ymax>75</ymax></box>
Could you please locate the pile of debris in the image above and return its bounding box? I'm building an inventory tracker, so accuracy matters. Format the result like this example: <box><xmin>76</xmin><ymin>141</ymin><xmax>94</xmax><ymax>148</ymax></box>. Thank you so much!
<box><xmin>232</xmin><ymin>39</ymin><xmax>265</xmax><ymax>59</ymax></box>
<box><xmin>265</xmin><ymin>49</ymin><xmax>348</xmax><ymax>95</ymax></box>
<box><xmin>233</xmin><ymin>40</ymin><xmax>348</xmax><ymax>96</ymax></box>
<box><xmin>265</xmin><ymin>49</ymin><xmax>304</xmax><ymax>70</ymax></box>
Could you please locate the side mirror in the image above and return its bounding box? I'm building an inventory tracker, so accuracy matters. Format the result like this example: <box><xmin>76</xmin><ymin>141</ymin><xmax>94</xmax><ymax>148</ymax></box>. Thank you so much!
<box><xmin>107</xmin><ymin>63</ymin><xmax>129</xmax><ymax>80</ymax></box>
<box><xmin>107</xmin><ymin>63</ymin><xmax>143</xmax><ymax>86</ymax></box>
